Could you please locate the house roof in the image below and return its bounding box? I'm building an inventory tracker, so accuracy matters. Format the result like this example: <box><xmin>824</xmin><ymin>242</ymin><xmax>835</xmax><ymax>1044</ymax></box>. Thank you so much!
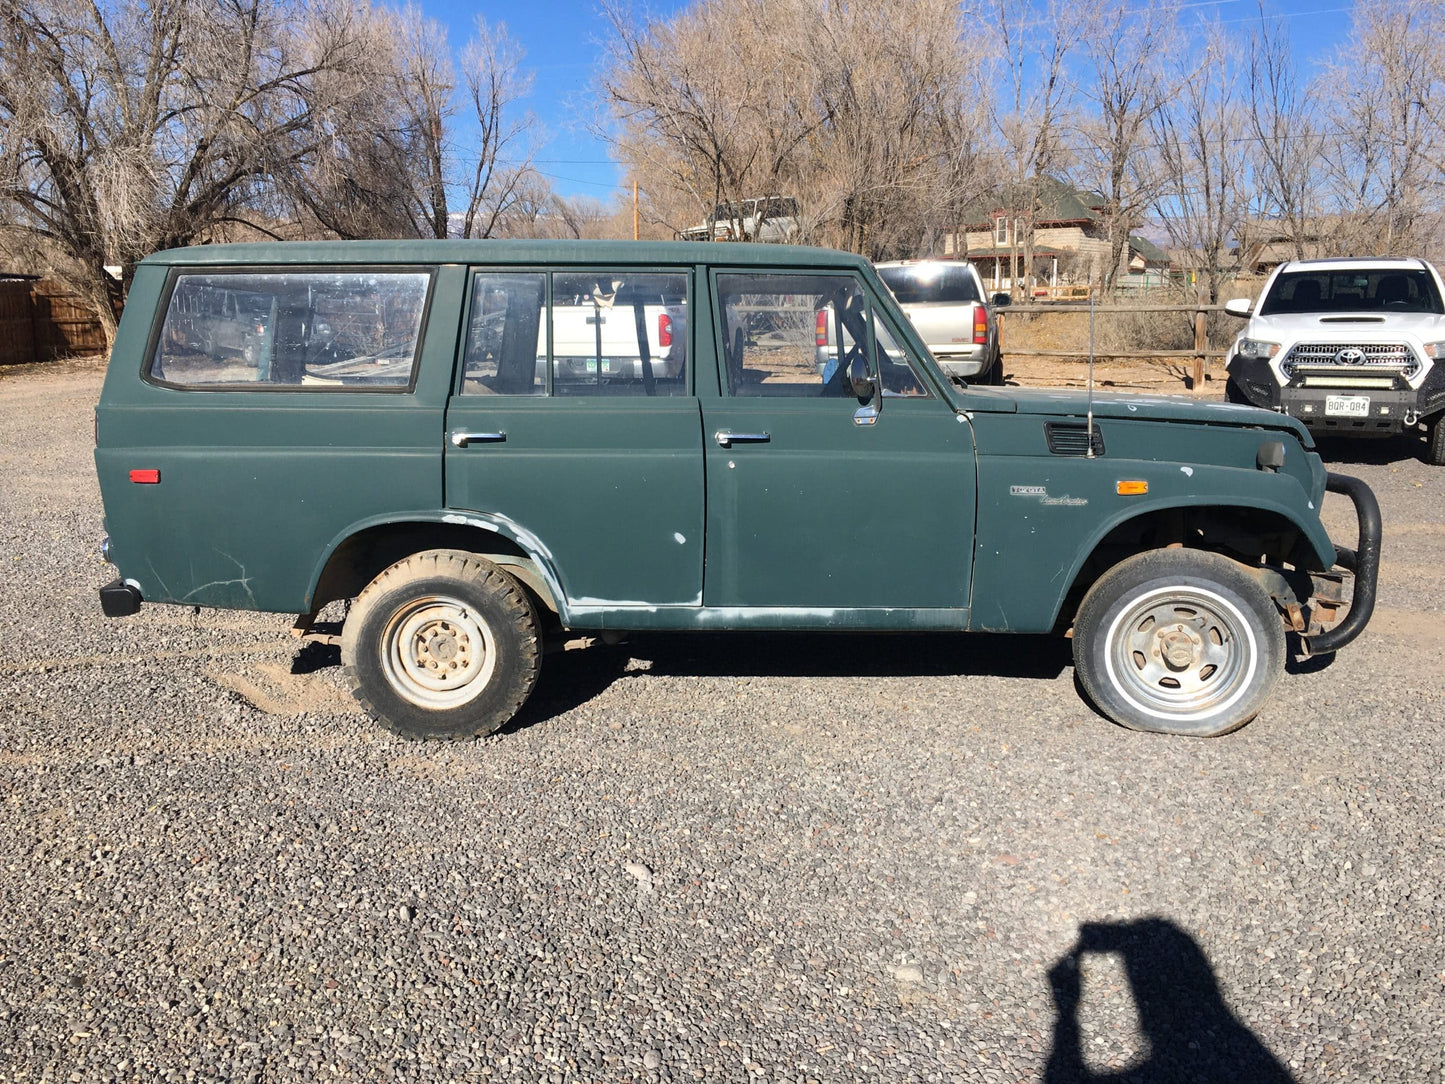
<box><xmin>962</xmin><ymin>177</ymin><xmax>1106</xmax><ymax>229</ymax></box>
<box><xmin>1128</xmin><ymin>236</ymin><xmax>1169</xmax><ymax>265</ymax></box>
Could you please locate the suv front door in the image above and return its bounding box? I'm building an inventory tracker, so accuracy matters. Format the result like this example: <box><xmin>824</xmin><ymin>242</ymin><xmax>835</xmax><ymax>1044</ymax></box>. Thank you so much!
<box><xmin>701</xmin><ymin>271</ymin><xmax>976</xmax><ymax>619</ymax></box>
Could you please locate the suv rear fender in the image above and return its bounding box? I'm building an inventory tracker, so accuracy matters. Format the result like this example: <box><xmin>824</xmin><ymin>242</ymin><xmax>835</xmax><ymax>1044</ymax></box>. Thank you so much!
<box><xmin>970</xmin><ymin>467</ymin><xmax>1336</xmax><ymax>634</ymax></box>
<box><xmin>307</xmin><ymin>512</ymin><xmax>564</xmax><ymax>620</ymax></box>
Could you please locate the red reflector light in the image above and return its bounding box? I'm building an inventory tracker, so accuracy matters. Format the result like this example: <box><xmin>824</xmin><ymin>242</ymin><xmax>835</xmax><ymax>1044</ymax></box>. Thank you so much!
<box><xmin>973</xmin><ymin>305</ymin><xmax>989</xmax><ymax>345</ymax></box>
<box><xmin>658</xmin><ymin>313</ymin><xmax>672</xmax><ymax>348</ymax></box>
<box><xmin>815</xmin><ymin>310</ymin><xmax>829</xmax><ymax>347</ymax></box>
<box><xmin>129</xmin><ymin>469</ymin><xmax>160</xmax><ymax>484</ymax></box>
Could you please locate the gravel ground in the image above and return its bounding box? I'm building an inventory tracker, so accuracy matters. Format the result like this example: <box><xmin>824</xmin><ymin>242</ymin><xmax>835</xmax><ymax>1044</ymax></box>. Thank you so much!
<box><xmin>2</xmin><ymin>356</ymin><xmax>1443</xmax><ymax>1083</ymax></box>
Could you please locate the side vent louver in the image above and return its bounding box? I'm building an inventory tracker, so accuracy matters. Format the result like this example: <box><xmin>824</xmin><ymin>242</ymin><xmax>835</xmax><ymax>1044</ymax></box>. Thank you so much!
<box><xmin>1045</xmin><ymin>422</ymin><xmax>1105</xmax><ymax>457</ymax></box>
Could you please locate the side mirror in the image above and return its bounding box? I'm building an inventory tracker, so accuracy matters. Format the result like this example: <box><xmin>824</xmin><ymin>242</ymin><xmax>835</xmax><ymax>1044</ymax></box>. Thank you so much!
<box><xmin>992</xmin><ymin>293</ymin><xmax>1012</xmax><ymax>308</ymax></box>
<box><xmin>1224</xmin><ymin>298</ymin><xmax>1253</xmax><ymax>318</ymax></box>
<box><xmin>849</xmin><ymin>354</ymin><xmax>876</xmax><ymax>400</ymax></box>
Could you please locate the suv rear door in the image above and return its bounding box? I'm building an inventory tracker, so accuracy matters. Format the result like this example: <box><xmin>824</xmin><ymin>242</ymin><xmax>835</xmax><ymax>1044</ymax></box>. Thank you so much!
<box><xmin>442</xmin><ymin>267</ymin><xmax>705</xmax><ymax>613</ymax></box>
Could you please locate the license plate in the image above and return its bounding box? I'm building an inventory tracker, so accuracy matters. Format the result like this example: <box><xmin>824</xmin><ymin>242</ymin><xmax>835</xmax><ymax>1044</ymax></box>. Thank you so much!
<box><xmin>1325</xmin><ymin>394</ymin><xmax>1370</xmax><ymax>417</ymax></box>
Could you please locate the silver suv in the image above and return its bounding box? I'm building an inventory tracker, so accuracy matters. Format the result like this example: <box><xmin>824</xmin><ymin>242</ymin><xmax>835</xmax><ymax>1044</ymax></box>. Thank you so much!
<box><xmin>1224</xmin><ymin>256</ymin><xmax>1445</xmax><ymax>464</ymax></box>
<box><xmin>875</xmin><ymin>260</ymin><xmax>1008</xmax><ymax>384</ymax></box>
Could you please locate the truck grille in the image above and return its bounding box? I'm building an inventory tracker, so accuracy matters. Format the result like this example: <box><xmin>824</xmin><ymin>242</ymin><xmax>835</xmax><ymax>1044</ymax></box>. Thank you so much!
<box><xmin>1282</xmin><ymin>342</ymin><xmax>1416</xmax><ymax>369</ymax></box>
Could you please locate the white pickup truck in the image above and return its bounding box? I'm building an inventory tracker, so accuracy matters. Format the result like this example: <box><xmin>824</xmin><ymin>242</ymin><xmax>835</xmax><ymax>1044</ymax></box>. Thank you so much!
<box><xmin>874</xmin><ymin>260</ymin><xmax>1009</xmax><ymax>384</ymax></box>
<box><xmin>1224</xmin><ymin>256</ymin><xmax>1445</xmax><ymax>465</ymax></box>
<box><xmin>549</xmin><ymin>289</ymin><xmax>686</xmax><ymax>385</ymax></box>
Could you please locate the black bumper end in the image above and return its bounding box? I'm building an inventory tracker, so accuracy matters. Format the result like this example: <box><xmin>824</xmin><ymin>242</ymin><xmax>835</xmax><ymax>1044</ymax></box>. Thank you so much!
<box><xmin>99</xmin><ymin>578</ymin><xmax>143</xmax><ymax>617</ymax></box>
<box><xmin>1302</xmin><ymin>473</ymin><xmax>1381</xmax><ymax>656</ymax></box>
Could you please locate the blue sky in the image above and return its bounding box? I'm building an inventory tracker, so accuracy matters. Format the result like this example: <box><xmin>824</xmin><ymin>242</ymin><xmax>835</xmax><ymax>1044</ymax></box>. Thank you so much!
<box><xmin>418</xmin><ymin>0</ymin><xmax>1356</xmax><ymax>203</ymax></box>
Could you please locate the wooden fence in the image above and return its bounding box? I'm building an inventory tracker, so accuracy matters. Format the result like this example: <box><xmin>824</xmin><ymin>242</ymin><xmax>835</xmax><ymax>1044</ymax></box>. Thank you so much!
<box><xmin>0</xmin><ymin>278</ymin><xmax>108</xmax><ymax>366</ymax></box>
<box><xmin>999</xmin><ymin>303</ymin><xmax>1229</xmax><ymax>389</ymax></box>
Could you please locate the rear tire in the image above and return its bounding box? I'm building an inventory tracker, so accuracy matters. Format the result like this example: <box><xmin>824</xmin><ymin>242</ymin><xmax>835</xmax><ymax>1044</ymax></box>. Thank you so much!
<box><xmin>1072</xmin><ymin>550</ymin><xmax>1284</xmax><ymax>737</ymax></box>
<box><xmin>341</xmin><ymin>549</ymin><xmax>540</xmax><ymax>740</ymax></box>
<box><xmin>986</xmin><ymin>351</ymin><xmax>1006</xmax><ymax>385</ymax></box>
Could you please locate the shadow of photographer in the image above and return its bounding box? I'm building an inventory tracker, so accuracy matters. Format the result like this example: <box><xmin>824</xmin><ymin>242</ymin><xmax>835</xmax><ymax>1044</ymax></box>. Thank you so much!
<box><xmin>1043</xmin><ymin>917</ymin><xmax>1295</xmax><ymax>1084</ymax></box>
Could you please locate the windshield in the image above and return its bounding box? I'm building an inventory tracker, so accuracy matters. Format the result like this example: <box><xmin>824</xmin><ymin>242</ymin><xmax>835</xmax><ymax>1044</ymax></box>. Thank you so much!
<box><xmin>877</xmin><ymin>264</ymin><xmax>982</xmax><ymax>305</ymax></box>
<box><xmin>1259</xmin><ymin>268</ymin><xmax>1445</xmax><ymax>315</ymax></box>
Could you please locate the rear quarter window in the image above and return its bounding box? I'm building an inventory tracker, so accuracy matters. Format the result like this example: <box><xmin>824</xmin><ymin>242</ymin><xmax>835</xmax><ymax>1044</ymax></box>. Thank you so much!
<box><xmin>147</xmin><ymin>269</ymin><xmax>433</xmax><ymax>389</ymax></box>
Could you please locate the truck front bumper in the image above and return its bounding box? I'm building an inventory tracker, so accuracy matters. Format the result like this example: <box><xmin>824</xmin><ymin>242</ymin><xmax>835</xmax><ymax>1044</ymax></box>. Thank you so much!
<box><xmin>1280</xmin><ymin>387</ymin><xmax>1416</xmax><ymax>434</ymax></box>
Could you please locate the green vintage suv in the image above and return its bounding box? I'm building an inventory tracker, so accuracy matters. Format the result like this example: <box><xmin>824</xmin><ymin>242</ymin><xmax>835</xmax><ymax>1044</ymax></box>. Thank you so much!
<box><xmin>95</xmin><ymin>240</ymin><xmax>1380</xmax><ymax>739</ymax></box>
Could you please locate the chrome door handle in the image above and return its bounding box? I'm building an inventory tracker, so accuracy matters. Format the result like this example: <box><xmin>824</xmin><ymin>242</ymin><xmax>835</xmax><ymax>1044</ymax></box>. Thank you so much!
<box><xmin>450</xmin><ymin>431</ymin><xmax>507</xmax><ymax>447</ymax></box>
<box><xmin>714</xmin><ymin>430</ymin><xmax>770</xmax><ymax>447</ymax></box>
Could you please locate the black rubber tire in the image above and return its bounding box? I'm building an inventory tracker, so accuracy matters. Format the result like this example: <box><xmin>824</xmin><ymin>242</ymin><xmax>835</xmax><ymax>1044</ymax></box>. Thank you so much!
<box><xmin>1424</xmin><ymin>414</ymin><xmax>1445</xmax><ymax>466</ymax></box>
<box><xmin>985</xmin><ymin>351</ymin><xmax>1006</xmax><ymax>385</ymax></box>
<box><xmin>1072</xmin><ymin>549</ymin><xmax>1285</xmax><ymax>737</ymax></box>
<box><xmin>341</xmin><ymin>549</ymin><xmax>540</xmax><ymax>740</ymax></box>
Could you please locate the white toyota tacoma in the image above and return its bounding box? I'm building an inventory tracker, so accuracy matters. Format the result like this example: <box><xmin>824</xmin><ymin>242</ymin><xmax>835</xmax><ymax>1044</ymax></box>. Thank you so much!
<box><xmin>1224</xmin><ymin>256</ymin><xmax>1445</xmax><ymax>464</ymax></box>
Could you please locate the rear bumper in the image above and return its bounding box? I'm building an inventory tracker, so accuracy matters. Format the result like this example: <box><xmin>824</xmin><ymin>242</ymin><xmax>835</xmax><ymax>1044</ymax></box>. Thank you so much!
<box><xmin>933</xmin><ymin>346</ymin><xmax>990</xmax><ymax>377</ymax></box>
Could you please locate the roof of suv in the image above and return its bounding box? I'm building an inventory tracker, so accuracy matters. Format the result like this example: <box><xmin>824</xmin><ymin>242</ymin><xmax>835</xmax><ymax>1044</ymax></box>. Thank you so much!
<box><xmin>1274</xmin><ymin>256</ymin><xmax>1433</xmax><ymax>273</ymax></box>
<box><xmin>141</xmin><ymin>239</ymin><xmax>872</xmax><ymax>272</ymax></box>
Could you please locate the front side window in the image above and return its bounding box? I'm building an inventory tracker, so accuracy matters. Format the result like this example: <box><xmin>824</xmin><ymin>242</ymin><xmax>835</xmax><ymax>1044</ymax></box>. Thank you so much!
<box><xmin>462</xmin><ymin>270</ymin><xmax>689</xmax><ymax>396</ymax></box>
<box><xmin>715</xmin><ymin>273</ymin><xmax>930</xmax><ymax>399</ymax></box>
<box><xmin>150</xmin><ymin>271</ymin><xmax>430</xmax><ymax>388</ymax></box>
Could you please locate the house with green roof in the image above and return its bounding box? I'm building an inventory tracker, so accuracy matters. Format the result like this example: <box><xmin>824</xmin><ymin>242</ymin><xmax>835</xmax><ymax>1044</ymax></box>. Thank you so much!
<box><xmin>943</xmin><ymin>178</ymin><xmax>1171</xmax><ymax>296</ymax></box>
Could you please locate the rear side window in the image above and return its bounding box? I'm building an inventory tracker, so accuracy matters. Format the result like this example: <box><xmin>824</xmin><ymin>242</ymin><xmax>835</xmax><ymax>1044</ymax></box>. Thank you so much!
<box><xmin>877</xmin><ymin>265</ymin><xmax>981</xmax><ymax>305</ymax></box>
<box><xmin>148</xmin><ymin>270</ymin><xmax>432</xmax><ymax>388</ymax></box>
<box><xmin>461</xmin><ymin>270</ymin><xmax>689</xmax><ymax>396</ymax></box>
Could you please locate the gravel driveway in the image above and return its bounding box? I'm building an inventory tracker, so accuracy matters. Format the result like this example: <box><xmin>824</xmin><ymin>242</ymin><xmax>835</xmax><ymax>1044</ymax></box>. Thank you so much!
<box><xmin>2</xmin><ymin>357</ymin><xmax>1442</xmax><ymax>1082</ymax></box>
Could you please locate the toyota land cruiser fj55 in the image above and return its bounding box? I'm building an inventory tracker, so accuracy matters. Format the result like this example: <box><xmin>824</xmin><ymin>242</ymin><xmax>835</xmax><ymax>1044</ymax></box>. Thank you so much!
<box><xmin>95</xmin><ymin>240</ymin><xmax>1380</xmax><ymax>739</ymax></box>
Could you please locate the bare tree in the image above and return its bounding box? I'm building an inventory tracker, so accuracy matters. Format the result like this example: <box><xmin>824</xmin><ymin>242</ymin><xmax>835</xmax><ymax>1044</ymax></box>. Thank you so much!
<box><xmin>988</xmin><ymin>0</ymin><xmax>1083</xmax><ymax>296</ymax></box>
<box><xmin>1073</xmin><ymin>0</ymin><xmax>1176</xmax><ymax>296</ymax></box>
<box><xmin>1318</xmin><ymin>1</ymin><xmax>1445</xmax><ymax>255</ymax></box>
<box><xmin>290</xmin><ymin>8</ymin><xmax>539</xmax><ymax>242</ymax></box>
<box><xmin>458</xmin><ymin>21</ymin><xmax>538</xmax><ymax>239</ymax></box>
<box><xmin>599</xmin><ymin>0</ymin><xmax>817</xmax><ymax>239</ymax></box>
<box><xmin>0</xmin><ymin>0</ymin><xmax>375</xmax><ymax>338</ymax></box>
<box><xmin>1151</xmin><ymin>23</ymin><xmax>1250</xmax><ymax>305</ymax></box>
<box><xmin>1243</xmin><ymin>5</ymin><xmax>1323</xmax><ymax>261</ymax></box>
<box><xmin>598</xmin><ymin>0</ymin><xmax>987</xmax><ymax>257</ymax></box>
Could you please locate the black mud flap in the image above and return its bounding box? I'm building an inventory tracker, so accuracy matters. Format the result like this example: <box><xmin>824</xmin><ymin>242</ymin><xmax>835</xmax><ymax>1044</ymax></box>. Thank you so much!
<box><xmin>99</xmin><ymin>578</ymin><xmax>142</xmax><ymax>617</ymax></box>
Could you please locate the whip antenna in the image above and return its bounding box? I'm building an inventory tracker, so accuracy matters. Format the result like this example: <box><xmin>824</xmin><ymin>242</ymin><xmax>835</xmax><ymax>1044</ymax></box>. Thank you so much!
<box><xmin>1086</xmin><ymin>290</ymin><xmax>1096</xmax><ymax>458</ymax></box>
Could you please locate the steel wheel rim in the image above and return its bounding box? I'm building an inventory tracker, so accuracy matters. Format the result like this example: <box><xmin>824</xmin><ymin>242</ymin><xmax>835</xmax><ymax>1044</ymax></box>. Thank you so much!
<box><xmin>380</xmin><ymin>594</ymin><xmax>497</xmax><ymax>710</ymax></box>
<box><xmin>1103</xmin><ymin>585</ymin><xmax>1258</xmax><ymax>722</ymax></box>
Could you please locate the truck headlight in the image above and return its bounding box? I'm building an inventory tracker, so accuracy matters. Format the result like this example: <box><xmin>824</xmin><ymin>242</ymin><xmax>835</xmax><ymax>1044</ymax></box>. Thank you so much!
<box><xmin>1237</xmin><ymin>338</ymin><xmax>1281</xmax><ymax>360</ymax></box>
<box><xmin>1421</xmin><ymin>342</ymin><xmax>1445</xmax><ymax>360</ymax></box>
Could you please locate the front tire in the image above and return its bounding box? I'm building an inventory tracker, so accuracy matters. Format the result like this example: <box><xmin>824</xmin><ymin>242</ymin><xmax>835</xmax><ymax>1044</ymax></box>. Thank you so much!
<box><xmin>1072</xmin><ymin>550</ymin><xmax>1284</xmax><ymax>737</ymax></box>
<box><xmin>341</xmin><ymin>550</ymin><xmax>540</xmax><ymax>740</ymax></box>
<box><xmin>1425</xmin><ymin>414</ymin><xmax>1445</xmax><ymax>466</ymax></box>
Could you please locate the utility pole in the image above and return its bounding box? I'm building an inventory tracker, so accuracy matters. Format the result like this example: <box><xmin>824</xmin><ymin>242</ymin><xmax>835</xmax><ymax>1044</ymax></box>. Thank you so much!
<box><xmin>633</xmin><ymin>182</ymin><xmax>639</xmax><ymax>241</ymax></box>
